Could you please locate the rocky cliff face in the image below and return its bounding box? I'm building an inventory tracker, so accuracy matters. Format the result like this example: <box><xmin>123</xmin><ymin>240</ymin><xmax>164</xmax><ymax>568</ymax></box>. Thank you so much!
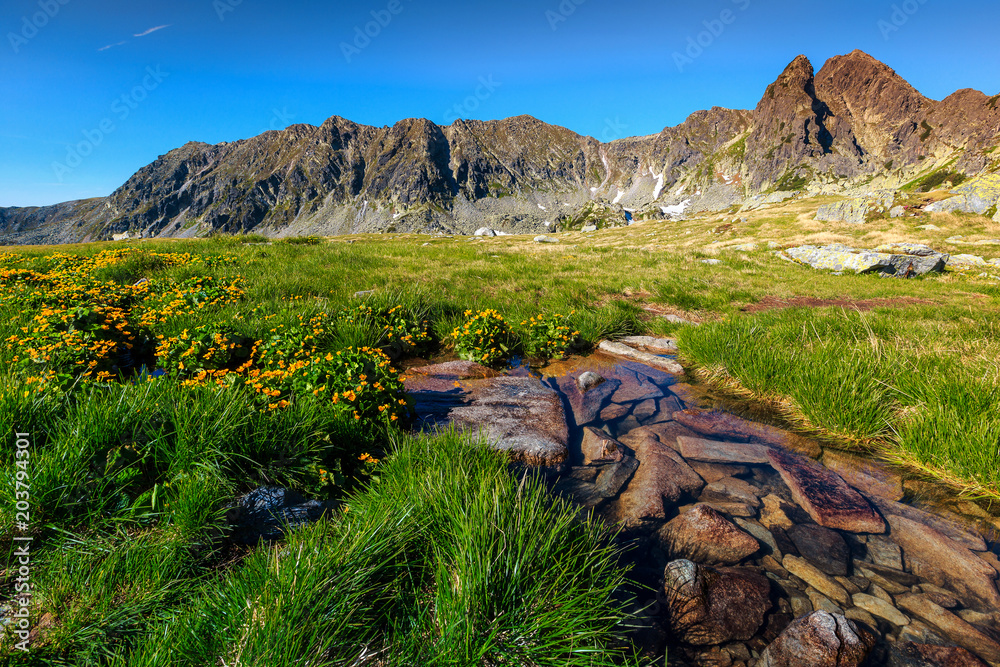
<box><xmin>3</xmin><ymin>50</ymin><xmax>999</xmax><ymax>245</ymax></box>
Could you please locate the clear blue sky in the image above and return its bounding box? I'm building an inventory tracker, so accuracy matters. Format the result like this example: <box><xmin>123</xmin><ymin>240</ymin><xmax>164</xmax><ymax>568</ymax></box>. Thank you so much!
<box><xmin>2</xmin><ymin>0</ymin><xmax>998</xmax><ymax>207</ymax></box>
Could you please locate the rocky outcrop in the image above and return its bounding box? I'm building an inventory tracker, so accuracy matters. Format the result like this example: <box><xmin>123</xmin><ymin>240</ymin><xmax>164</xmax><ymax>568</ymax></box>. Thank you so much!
<box><xmin>5</xmin><ymin>50</ymin><xmax>1000</xmax><ymax>244</ymax></box>
<box><xmin>783</xmin><ymin>243</ymin><xmax>949</xmax><ymax>276</ymax></box>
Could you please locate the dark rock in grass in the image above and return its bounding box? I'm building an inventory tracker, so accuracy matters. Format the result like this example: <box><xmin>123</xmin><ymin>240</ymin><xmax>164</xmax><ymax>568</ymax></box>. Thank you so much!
<box><xmin>768</xmin><ymin>448</ymin><xmax>885</xmax><ymax>534</ymax></box>
<box><xmin>228</xmin><ymin>487</ymin><xmax>333</xmax><ymax>544</ymax></box>
<box><xmin>757</xmin><ymin>611</ymin><xmax>878</xmax><ymax>667</ymax></box>
<box><xmin>663</xmin><ymin>559</ymin><xmax>772</xmax><ymax>645</ymax></box>
<box><xmin>658</xmin><ymin>504</ymin><xmax>761</xmax><ymax>565</ymax></box>
<box><xmin>888</xmin><ymin>642</ymin><xmax>990</xmax><ymax>667</ymax></box>
<box><xmin>786</xmin><ymin>524</ymin><xmax>850</xmax><ymax>576</ymax></box>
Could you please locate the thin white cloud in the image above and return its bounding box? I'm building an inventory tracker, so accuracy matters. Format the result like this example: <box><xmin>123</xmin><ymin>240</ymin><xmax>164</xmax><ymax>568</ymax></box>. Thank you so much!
<box><xmin>134</xmin><ymin>24</ymin><xmax>170</xmax><ymax>37</ymax></box>
<box><xmin>98</xmin><ymin>41</ymin><xmax>128</xmax><ymax>51</ymax></box>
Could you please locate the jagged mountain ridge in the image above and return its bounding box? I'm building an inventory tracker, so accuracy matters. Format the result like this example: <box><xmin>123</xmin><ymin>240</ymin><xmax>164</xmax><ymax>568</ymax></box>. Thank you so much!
<box><xmin>3</xmin><ymin>50</ymin><xmax>999</xmax><ymax>245</ymax></box>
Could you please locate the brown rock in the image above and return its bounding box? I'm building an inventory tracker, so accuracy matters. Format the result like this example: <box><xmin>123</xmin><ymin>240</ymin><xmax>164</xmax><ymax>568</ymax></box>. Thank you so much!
<box><xmin>783</xmin><ymin>555</ymin><xmax>851</xmax><ymax>606</ymax></box>
<box><xmin>447</xmin><ymin>376</ymin><xmax>569</xmax><ymax>467</ymax></box>
<box><xmin>883</xmin><ymin>512</ymin><xmax>1000</xmax><ymax>609</ymax></box>
<box><xmin>869</xmin><ymin>496</ymin><xmax>988</xmax><ymax>551</ymax></box>
<box><xmin>677</xmin><ymin>436</ymin><xmax>772</xmax><ymax>464</ymax></box>
<box><xmin>897</xmin><ymin>595</ymin><xmax>1000</xmax><ymax>664</ymax></box>
<box><xmin>555</xmin><ymin>374</ymin><xmax>621</xmax><ymax>427</ymax></box>
<box><xmin>580</xmin><ymin>426</ymin><xmax>626</xmax><ymax>465</ymax></box>
<box><xmin>756</xmin><ymin>611</ymin><xmax>878</xmax><ymax>667</ymax></box>
<box><xmin>889</xmin><ymin>642</ymin><xmax>990</xmax><ymax>667</ymax></box>
<box><xmin>688</xmin><ymin>461</ymin><xmax>751</xmax><ymax>484</ymax></box>
<box><xmin>760</xmin><ymin>494</ymin><xmax>795</xmax><ymax>530</ymax></box>
<box><xmin>700</xmin><ymin>477</ymin><xmax>763</xmax><ymax>508</ymax></box>
<box><xmin>920</xmin><ymin>584</ymin><xmax>962</xmax><ymax>609</ymax></box>
<box><xmin>787</xmin><ymin>524</ymin><xmax>850</xmax><ymax>576</ymax></box>
<box><xmin>598</xmin><ymin>401</ymin><xmax>631</xmax><ymax>422</ymax></box>
<box><xmin>822</xmin><ymin>449</ymin><xmax>904</xmax><ymax>501</ymax></box>
<box><xmin>616</xmin><ymin>450</ymin><xmax>702</xmax><ymax>523</ymax></box>
<box><xmin>673</xmin><ymin>408</ymin><xmax>821</xmax><ymax>457</ymax></box>
<box><xmin>663</xmin><ymin>559</ymin><xmax>772</xmax><ymax>645</ymax></box>
<box><xmin>659</xmin><ymin>504</ymin><xmax>761</xmax><ymax>565</ymax></box>
<box><xmin>768</xmin><ymin>448</ymin><xmax>885</xmax><ymax>534</ymax></box>
<box><xmin>594</xmin><ymin>456</ymin><xmax>640</xmax><ymax>498</ymax></box>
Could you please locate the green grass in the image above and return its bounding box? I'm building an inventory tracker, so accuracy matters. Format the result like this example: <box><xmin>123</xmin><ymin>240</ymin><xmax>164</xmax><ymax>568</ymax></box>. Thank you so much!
<box><xmin>3</xmin><ymin>433</ymin><xmax>636</xmax><ymax>665</ymax></box>
<box><xmin>680</xmin><ymin>305</ymin><xmax>1000</xmax><ymax>497</ymax></box>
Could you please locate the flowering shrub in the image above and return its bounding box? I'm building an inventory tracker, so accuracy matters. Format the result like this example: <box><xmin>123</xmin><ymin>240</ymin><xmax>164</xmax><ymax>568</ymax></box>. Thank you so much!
<box><xmin>339</xmin><ymin>304</ymin><xmax>432</xmax><ymax>355</ymax></box>
<box><xmin>155</xmin><ymin>326</ymin><xmax>257</xmax><ymax>386</ymax></box>
<box><xmin>452</xmin><ymin>309</ymin><xmax>514</xmax><ymax>367</ymax></box>
<box><xmin>5</xmin><ymin>305</ymin><xmax>153</xmax><ymax>390</ymax></box>
<box><xmin>520</xmin><ymin>312</ymin><xmax>580</xmax><ymax>360</ymax></box>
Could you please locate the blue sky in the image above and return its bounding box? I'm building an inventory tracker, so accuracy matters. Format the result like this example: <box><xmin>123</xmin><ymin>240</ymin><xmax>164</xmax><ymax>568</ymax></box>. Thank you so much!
<box><xmin>2</xmin><ymin>0</ymin><xmax>999</xmax><ymax>207</ymax></box>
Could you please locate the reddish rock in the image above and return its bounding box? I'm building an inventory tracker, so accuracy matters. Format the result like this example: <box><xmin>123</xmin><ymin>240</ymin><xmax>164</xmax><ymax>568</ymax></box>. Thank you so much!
<box><xmin>700</xmin><ymin>476</ymin><xmax>763</xmax><ymax>508</ymax></box>
<box><xmin>663</xmin><ymin>559</ymin><xmax>772</xmax><ymax>646</ymax></box>
<box><xmin>659</xmin><ymin>504</ymin><xmax>761</xmax><ymax>565</ymax></box>
<box><xmin>598</xmin><ymin>402</ymin><xmax>631</xmax><ymax>422</ymax></box>
<box><xmin>787</xmin><ymin>524</ymin><xmax>850</xmax><ymax>576</ymax></box>
<box><xmin>756</xmin><ymin>611</ymin><xmax>877</xmax><ymax>667</ymax></box>
<box><xmin>580</xmin><ymin>426</ymin><xmax>627</xmax><ymax>465</ymax></box>
<box><xmin>677</xmin><ymin>436</ymin><xmax>772</xmax><ymax>464</ymax></box>
<box><xmin>822</xmin><ymin>449</ymin><xmax>904</xmax><ymax>501</ymax></box>
<box><xmin>615</xmin><ymin>436</ymin><xmax>705</xmax><ymax>523</ymax></box>
<box><xmin>673</xmin><ymin>409</ymin><xmax>821</xmax><ymax>457</ymax></box>
<box><xmin>768</xmin><ymin>448</ymin><xmax>885</xmax><ymax>534</ymax></box>
<box><xmin>556</xmin><ymin>374</ymin><xmax>621</xmax><ymax>427</ymax></box>
<box><xmin>889</xmin><ymin>642</ymin><xmax>990</xmax><ymax>667</ymax></box>
<box><xmin>868</xmin><ymin>495</ymin><xmax>987</xmax><ymax>552</ymax></box>
<box><xmin>410</xmin><ymin>373</ymin><xmax>569</xmax><ymax>467</ymax></box>
<box><xmin>883</xmin><ymin>512</ymin><xmax>1000</xmax><ymax>610</ymax></box>
<box><xmin>688</xmin><ymin>461</ymin><xmax>751</xmax><ymax>484</ymax></box>
<box><xmin>897</xmin><ymin>595</ymin><xmax>1000</xmax><ymax>664</ymax></box>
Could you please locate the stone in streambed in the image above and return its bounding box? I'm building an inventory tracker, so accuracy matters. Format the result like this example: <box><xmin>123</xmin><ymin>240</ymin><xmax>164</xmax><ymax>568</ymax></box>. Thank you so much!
<box><xmin>575</xmin><ymin>370</ymin><xmax>605</xmax><ymax>391</ymax></box>
<box><xmin>786</xmin><ymin>524</ymin><xmax>850</xmax><ymax>576</ymax></box>
<box><xmin>677</xmin><ymin>435</ymin><xmax>772</xmax><ymax>464</ymax></box>
<box><xmin>580</xmin><ymin>426</ymin><xmax>627</xmax><ymax>465</ymax></box>
<box><xmin>700</xmin><ymin>476</ymin><xmax>763</xmax><ymax>508</ymax></box>
<box><xmin>852</xmin><ymin>593</ymin><xmax>909</xmax><ymax>627</ymax></box>
<box><xmin>619</xmin><ymin>336</ymin><xmax>678</xmax><ymax>353</ymax></box>
<box><xmin>658</xmin><ymin>504</ymin><xmax>761</xmax><ymax>565</ymax></box>
<box><xmin>880</xmin><ymin>511</ymin><xmax>1000</xmax><ymax>609</ymax></box>
<box><xmin>757</xmin><ymin>611</ymin><xmax>878</xmax><ymax>667</ymax></box>
<box><xmin>897</xmin><ymin>595</ymin><xmax>1000</xmax><ymax>664</ymax></box>
<box><xmin>556</xmin><ymin>374</ymin><xmax>620</xmax><ymax>426</ymax></box>
<box><xmin>594</xmin><ymin>455</ymin><xmax>640</xmax><ymax>498</ymax></box>
<box><xmin>598</xmin><ymin>340</ymin><xmax>684</xmax><ymax>374</ymax></box>
<box><xmin>663</xmin><ymin>559</ymin><xmax>772</xmax><ymax>645</ymax></box>
<box><xmin>688</xmin><ymin>461</ymin><xmax>751</xmax><ymax>484</ymax></box>
<box><xmin>822</xmin><ymin>449</ymin><xmax>904</xmax><ymax>501</ymax></box>
<box><xmin>616</xmin><ymin>438</ymin><xmax>705</xmax><ymax>523</ymax></box>
<box><xmin>888</xmin><ymin>643</ymin><xmax>990</xmax><ymax>667</ymax></box>
<box><xmin>768</xmin><ymin>448</ymin><xmax>885</xmax><ymax>534</ymax></box>
<box><xmin>674</xmin><ymin>408</ymin><xmax>821</xmax><ymax>457</ymax></box>
<box><xmin>783</xmin><ymin>555</ymin><xmax>851</xmax><ymax>606</ymax></box>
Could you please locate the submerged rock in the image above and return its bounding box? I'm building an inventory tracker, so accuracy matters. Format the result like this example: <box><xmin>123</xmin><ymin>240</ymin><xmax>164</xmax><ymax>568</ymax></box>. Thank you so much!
<box><xmin>757</xmin><ymin>611</ymin><xmax>877</xmax><ymax>667</ymax></box>
<box><xmin>663</xmin><ymin>559</ymin><xmax>772</xmax><ymax>645</ymax></box>
<box><xmin>658</xmin><ymin>504</ymin><xmax>761</xmax><ymax>565</ymax></box>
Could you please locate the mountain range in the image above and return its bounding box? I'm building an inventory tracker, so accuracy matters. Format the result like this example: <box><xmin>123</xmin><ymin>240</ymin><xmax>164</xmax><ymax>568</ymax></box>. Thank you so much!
<box><xmin>3</xmin><ymin>50</ymin><xmax>999</xmax><ymax>245</ymax></box>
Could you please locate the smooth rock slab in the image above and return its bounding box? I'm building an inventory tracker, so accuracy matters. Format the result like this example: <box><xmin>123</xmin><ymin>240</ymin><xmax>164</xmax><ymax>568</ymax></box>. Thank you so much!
<box><xmin>663</xmin><ymin>559</ymin><xmax>772</xmax><ymax>645</ymax></box>
<box><xmin>619</xmin><ymin>336</ymin><xmax>679</xmax><ymax>353</ymax></box>
<box><xmin>659</xmin><ymin>504</ymin><xmax>761</xmax><ymax>565</ymax></box>
<box><xmin>783</xmin><ymin>555</ymin><xmax>851</xmax><ymax>606</ymax></box>
<box><xmin>556</xmin><ymin>375</ymin><xmax>621</xmax><ymax>427</ymax></box>
<box><xmin>787</xmin><ymin>523</ymin><xmax>850</xmax><ymax>576</ymax></box>
<box><xmin>881</xmin><ymin>511</ymin><xmax>1000</xmax><ymax>609</ymax></box>
<box><xmin>888</xmin><ymin>642</ymin><xmax>990</xmax><ymax>667</ymax></box>
<box><xmin>897</xmin><ymin>595</ymin><xmax>1000</xmax><ymax>664</ymax></box>
<box><xmin>852</xmin><ymin>593</ymin><xmax>909</xmax><ymax>627</ymax></box>
<box><xmin>757</xmin><ymin>611</ymin><xmax>878</xmax><ymax>667</ymax></box>
<box><xmin>676</xmin><ymin>435</ymin><xmax>772</xmax><ymax>464</ymax></box>
<box><xmin>597</xmin><ymin>340</ymin><xmax>684</xmax><ymax>374</ymax></box>
<box><xmin>768</xmin><ymin>448</ymin><xmax>885</xmax><ymax>534</ymax></box>
<box><xmin>822</xmin><ymin>449</ymin><xmax>904</xmax><ymax>501</ymax></box>
<box><xmin>674</xmin><ymin>408</ymin><xmax>821</xmax><ymax>457</ymax></box>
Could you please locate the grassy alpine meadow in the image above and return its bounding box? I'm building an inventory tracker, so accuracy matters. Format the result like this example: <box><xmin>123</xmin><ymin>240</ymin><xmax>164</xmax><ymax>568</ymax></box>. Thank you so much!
<box><xmin>1</xmin><ymin>200</ymin><xmax>999</xmax><ymax>661</ymax></box>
